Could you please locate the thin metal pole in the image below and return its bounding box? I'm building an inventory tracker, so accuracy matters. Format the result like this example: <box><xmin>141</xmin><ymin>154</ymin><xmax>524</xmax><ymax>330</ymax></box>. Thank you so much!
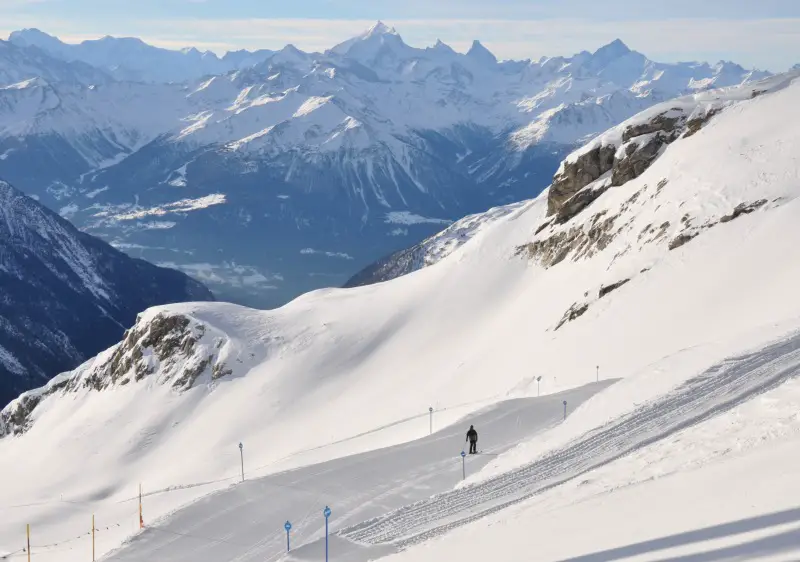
<box><xmin>596</xmin><ymin>365</ymin><xmax>599</xmax><ymax>382</ymax></box>
<box><xmin>287</xmin><ymin>529</ymin><xmax>290</xmax><ymax>552</ymax></box>
<box><xmin>92</xmin><ymin>514</ymin><xmax>96</xmax><ymax>561</ymax></box>
<box><xmin>429</xmin><ymin>407</ymin><xmax>433</xmax><ymax>435</ymax></box>
<box><xmin>239</xmin><ymin>444</ymin><xmax>244</xmax><ymax>482</ymax></box>
<box><xmin>325</xmin><ymin>517</ymin><xmax>329</xmax><ymax>562</ymax></box>
<box><xmin>462</xmin><ymin>456</ymin><xmax>466</xmax><ymax>479</ymax></box>
<box><xmin>139</xmin><ymin>483</ymin><xmax>144</xmax><ymax>529</ymax></box>
<box><xmin>27</xmin><ymin>524</ymin><xmax>30</xmax><ymax>562</ymax></box>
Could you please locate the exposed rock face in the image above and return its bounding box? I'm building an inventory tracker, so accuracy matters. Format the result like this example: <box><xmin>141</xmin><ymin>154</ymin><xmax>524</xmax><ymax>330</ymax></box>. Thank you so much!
<box><xmin>548</xmin><ymin>145</ymin><xmax>616</xmax><ymax>216</ymax></box>
<box><xmin>599</xmin><ymin>278</ymin><xmax>631</xmax><ymax>298</ymax></box>
<box><xmin>669</xmin><ymin>230</ymin><xmax>702</xmax><ymax>250</ymax></box>
<box><xmin>0</xmin><ymin>311</ymin><xmax>231</xmax><ymax>437</ymax></box>
<box><xmin>516</xmin><ymin>211</ymin><xmax>618</xmax><ymax>267</ymax></box>
<box><xmin>621</xmin><ymin>114</ymin><xmax>680</xmax><ymax>142</ymax></box>
<box><xmin>684</xmin><ymin>108</ymin><xmax>721</xmax><ymax>138</ymax></box>
<box><xmin>554</xmin><ymin>183</ymin><xmax>613</xmax><ymax>225</ymax></box>
<box><xmin>554</xmin><ymin>275</ymin><xmax>633</xmax><ymax>331</ymax></box>
<box><xmin>720</xmin><ymin>199</ymin><xmax>768</xmax><ymax>223</ymax></box>
<box><xmin>610</xmin><ymin>133</ymin><xmax>671</xmax><ymax>186</ymax></box>
<box><xmin>546</xmin><ymin>107</ymin><xmax>719</xmax><ymax>224</ymax></box>
<box><xmin>554</xmin><ymin>302</ymin><xmax>589</xmax><ymax>331</ymax></box>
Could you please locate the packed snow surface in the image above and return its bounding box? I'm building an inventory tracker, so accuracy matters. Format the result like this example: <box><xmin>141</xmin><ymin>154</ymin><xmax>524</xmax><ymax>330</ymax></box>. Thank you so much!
<box><xmin>2</xmin><ymin>73</ymin><xmax>800</xmax><ymax>561</ymax></box>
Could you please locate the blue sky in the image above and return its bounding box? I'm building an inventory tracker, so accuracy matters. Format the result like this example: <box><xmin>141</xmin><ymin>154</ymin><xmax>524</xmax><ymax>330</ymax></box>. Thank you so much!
<box><xmin>2</xmin><ymin>0</ymin><xmax>799</xmax><ymax>70</ymax></box>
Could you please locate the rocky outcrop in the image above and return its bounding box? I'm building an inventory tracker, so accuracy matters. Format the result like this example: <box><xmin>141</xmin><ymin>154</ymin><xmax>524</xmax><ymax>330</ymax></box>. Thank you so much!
<box><xmin>554</xmin><ymin>302</ymin><xmax>589</xmax><ymax>331</ymax></box>
<box><xmin>599</xmin><ymin>278</ymin><xmax>631</xmax><ymax>298</ymax></box>
<box><xmin>0</xmin><ymin>311</ymin><xmax>232</xmax><ymax>437</ymax></box>
<box><xmin>668</xmin><ymin>232</ymin><xmax>699</xmax><ymax>250</ymax></box>
<box><xmin>668</xmin><ymin>199</ymin><xmax>770</xmax><ymax>252</ymax></box>
<box><xmin>720</xmin><ymin>199</ymin><xmax>767</xmax><ymax>223</ymax></box>
<box><xmin>621</xmin><ymin>114</ymin><xmax>680</xmax><ymax>142</ymax></box>
<box><xmin>547</xmin><ymin>145</ymin><xmax>616</xmax><ymax>217</ymax></box>
<box><xmin>684</xmin><ymin>108</ymin><xmax>721</xmax><ymax>138</ymax></box>
<box><xmin>546</xmin><ymin>107</ymin><xmax>720</xmax><ymax>224</ymax></box>
<box><xmin>83</xmin><ymin>312</ymin><xmax>231</xmax><ymax>392</ymax></box>
<box><xmin>610</xmin><ymin>133</ymin><xmax>672</xmax><ymax>186</ymax></box>
<box><xmin>554</xmin><ymin>183</ymin><xmax>613</xmax><ymax>225</ymax></box>
<box><xmin>517</xmin><ymin>211</ymin><xmax>618</xmax><ymax>267</ymax></box>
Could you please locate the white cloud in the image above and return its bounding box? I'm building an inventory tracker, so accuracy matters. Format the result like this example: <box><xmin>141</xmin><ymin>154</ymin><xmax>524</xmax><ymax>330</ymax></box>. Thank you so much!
<box><xmin>300</xmin><ymin>248</ymin><xmax>355</xmax><ymax>260</ymax></box>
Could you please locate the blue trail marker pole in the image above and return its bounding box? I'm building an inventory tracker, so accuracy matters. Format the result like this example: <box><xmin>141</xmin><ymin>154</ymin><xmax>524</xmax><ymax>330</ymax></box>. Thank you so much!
<box><xmin>461</xmin><ymin>450</ymin><xmax>466</xmax><ymax>480</ymax></box>
<box><xmin>239</xmin><ymin>442</ymin><xmax>244</xmax><ymax>482</ymax></box>
<box><xmin>429</xmin><ymin>406</ymin><xmax>433</xmax><ymax>435</ymax></box>
<box><xmin>536</xmin><ymin>376</ymin><xmax>542</xmax><ymax>396</ymax></box>
<box><xmin>563</xmin><ymin>400</ymin><xmax>568</xmax><ymax>420</ymax></box>
<box><xmin>596</xmin><ymin>365</ymin><xmax>599</xmax><ymax>382</ymax></box>
<box><xmin>323</xmin><ymin>506</ymin><xmax>331</xmax><ymax>562</ymax></box>
<box><xmin>285</xmin><ymin>521</ymin><xmax>292</xmax><ymax>552</ymax></box>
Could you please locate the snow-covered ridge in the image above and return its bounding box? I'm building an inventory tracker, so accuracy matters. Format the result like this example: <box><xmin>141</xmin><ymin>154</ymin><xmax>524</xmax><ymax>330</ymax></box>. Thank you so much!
<box><xmin>7</xmin><ymin>28</ymin><xmax>275</xmax><ymax>83</ymax></box>
<box><xmin>346</xmin><ymin>202</ymin><xmax>529</xmax><ymax>287</ymax></box>
<box><xmin>519</xmin><ymin>71</ymin><xmax>800</xmax><ymax>291</ymax></box>
<box><xmin>0</xmin><ymin>309</ymin><xmax>234</xmax><ymax>436</ymax></box>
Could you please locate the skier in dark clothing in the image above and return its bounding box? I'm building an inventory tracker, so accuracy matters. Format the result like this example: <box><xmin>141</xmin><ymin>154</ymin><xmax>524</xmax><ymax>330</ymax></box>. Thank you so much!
<box><xmin>466</xmin><ymin>425</ymin><xmax>478</xmax><ymax>454</ymax></box>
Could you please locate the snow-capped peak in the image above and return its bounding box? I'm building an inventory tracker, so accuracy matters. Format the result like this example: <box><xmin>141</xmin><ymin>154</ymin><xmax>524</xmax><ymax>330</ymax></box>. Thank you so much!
<box><xmin>593</xmin><ymin>38</ymin><xmax>632</xmax><ymax>59</ymax></box>
<box><xmin>466</xmin><ymin>39</ymin><xmax>497</xmax><ymax>65</ymax></box>
<box><xmin>8</xmin><ymin>28</ymin><xmax>64</xmax><ymax>50</ymax></box>
<box><xmin>365</xmin><ymin>20</ymin><xmax>399</xmax><ymax>38</ymax></box>
<box><xmin>328</xmin><ymin>21</ymin><xmax>409</xmax><ymax>61</ymax></box>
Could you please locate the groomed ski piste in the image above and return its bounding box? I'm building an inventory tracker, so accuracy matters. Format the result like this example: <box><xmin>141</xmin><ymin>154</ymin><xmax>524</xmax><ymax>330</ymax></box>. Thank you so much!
<box><xmin>2</xmin><ymin>71</ymin><xmax>800</xmax><ymax>561</ymax></box>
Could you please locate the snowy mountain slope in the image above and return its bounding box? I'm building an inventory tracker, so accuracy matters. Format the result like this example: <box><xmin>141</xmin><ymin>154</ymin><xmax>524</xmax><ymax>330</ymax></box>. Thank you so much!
<box><xmin>0</xmin><ymin>39</ymin><xmax>110</xmax><ymax>86</ymax></box>
<box><xmin>346</xmin><ymin>71</ymin><xmax>797</xmax><ymax>287</ymax></box>
<box><xmin>344</xmin><ymin>203</ymin><xmax>526</xmax><ymax>287</ymax></box>
<box><xmin>0</xmin><ymin>179</ymin><xmax>213</xmax><ymax>407</ymax></box>
<box><xmin>383</xmin><ymin>385</ymin><xmax>800</xmax><ymax>562</ymax></box>
<box><xmin>8</xmin><ymin>29</ymin><xmax>276</xmax><ymax>83</ymax></box>
<box><xmin>0</xmin><ymin>24</ymin><xmax>775</xmax><ymax>306</ymax></box>
<box><xmin>99</xmin><ymin>385</ymin><xmax>612</xmax><ymax>562</ymax></box>
<box><xmin>1</xmin><ymin>70</ymin><xmax>800</xmax><ymax>561</ymax></box>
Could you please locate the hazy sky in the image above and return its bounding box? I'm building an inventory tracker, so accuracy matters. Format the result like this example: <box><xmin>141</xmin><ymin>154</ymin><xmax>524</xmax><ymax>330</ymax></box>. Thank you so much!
<box><xmin>2</xmin><ymin>0</ymin><xmax>799</xmax><ymax>70</ymax></box>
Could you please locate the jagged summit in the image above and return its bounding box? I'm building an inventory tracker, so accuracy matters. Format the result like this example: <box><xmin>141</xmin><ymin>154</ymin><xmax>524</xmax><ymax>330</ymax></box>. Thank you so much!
<box><xmin>328</xmin><ymin>20</ymin><xmax>407</xmax><ymax>59</ymax></box>
<box><xmin>592</xmin><ymin>38</ymin><xmax>632</xmax><ymax>60</ymax></box>
<box><xmin>467</xmin><ymin>39</ymin><xmax>497</xmax><ymax>65</ymax></box>
<box><xmin>365</xmin><ymin>21</ymin><xmax>399</xmax><ymax>37</ymax></box>
<box><xmin>429</xmin><ymin>38</ymin><xmax>456</xmax><ymax>55</ymax></box>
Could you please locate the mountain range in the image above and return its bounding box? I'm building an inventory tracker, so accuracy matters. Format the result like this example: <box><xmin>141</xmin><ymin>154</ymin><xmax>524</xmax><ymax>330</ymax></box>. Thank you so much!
<box><xmin>2</xmin><ymin>69</ymin><xmax>799</xmax><ymax>561</ymax></box>
<box><xmin>0</xmin><ymin>23</ymin><xmax>777</xmax><ymax>306</ymax></box>
<box><xmin>0</xmin><ymin>179</ymin><xmax>213</xmax><ymax>406</ymax></box>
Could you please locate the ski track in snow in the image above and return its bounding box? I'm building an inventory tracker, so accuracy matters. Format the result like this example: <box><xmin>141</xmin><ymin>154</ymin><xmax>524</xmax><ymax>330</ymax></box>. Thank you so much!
<box><xmin>338</xmin><ymin>331</ymin><xmax>800</xmax><ymax>550</ymax></box>
<box><xmin>100</xmin><ymin>383</ymin><xmax>612</xmax><ymax>562</ymax></box>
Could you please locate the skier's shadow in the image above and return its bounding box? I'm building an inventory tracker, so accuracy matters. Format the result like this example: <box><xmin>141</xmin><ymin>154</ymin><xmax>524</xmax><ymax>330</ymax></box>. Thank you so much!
<box><xmin>558</xmin><ymin>506</ymin><xmax>800</xmax><ymax>561</ymax></box>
